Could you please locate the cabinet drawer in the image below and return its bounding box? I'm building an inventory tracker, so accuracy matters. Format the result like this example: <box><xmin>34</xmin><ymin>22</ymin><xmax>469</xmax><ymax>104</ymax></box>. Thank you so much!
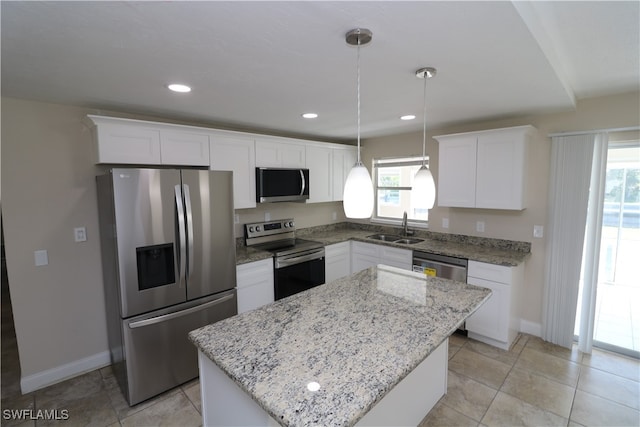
<box><xmin>468</xmin><ymin>260</ymin><xmax>512</xmax><ymax>284</ymax></box>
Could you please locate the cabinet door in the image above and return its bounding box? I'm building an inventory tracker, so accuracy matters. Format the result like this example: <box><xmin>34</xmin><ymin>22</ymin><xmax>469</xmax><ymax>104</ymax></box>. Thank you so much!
<box><xmin>332</xmin><ymin>147</ymin><xmax>357</xmax><ymax>201</ymax></box>
<box><xmin>161</xmin><ymin>132</ymin><xmax>210</xmax><ymax>166</ymax></box>
<box><xmin>255</xmin><ymin>140</ymin><xmax>306</xmax><ymax>168</ymax></box>
<box><xmin>281</xmin><ymin>143</ymin><xmax>306</xmax><ymax>168</ymax></box>
<box><xmin>96</xmin><ymin>124</ymin><xmax>161</xmax><ymax>164</ymax></box>
<box><xmin>210</xmin><ymin>135</ymin><xmax>256</xmax><ymax>209</ymax></box>
<box><xmin>436</xmin><ymin>135</ymin><xmax>477</xmax><ymax>207</ymax></box>
<box><xmin>236</xmin><ymin>259</ymin><xmax>274</xmax><ymax>314</ymax></box>
<box><xmin>325</xmin><ymin>242</ymin><xmax>351</xmax><ymax>283</ymax></box>
<box><xmin>351</xmin><ymin>242</ymin><xmax>379</xmax><ymax>273</ymax></box>
<box><xmin>476</xmin><ymin>130</ymin><xmax>526</xmax><ymax>210</ymax></box>
<box><xmin>465</xmin><ymin>276</ymin><xmax>509</xmax><ymax>342</ymax></box>
<box><xmin>306</xmin><ymin>145</ymin><xmax>333</xmax><ymax>203</ymax></box>
<box><xmin>378</xmin><ymin>246</ymin><xmax>412</xmax><ymax>271</ymax></box>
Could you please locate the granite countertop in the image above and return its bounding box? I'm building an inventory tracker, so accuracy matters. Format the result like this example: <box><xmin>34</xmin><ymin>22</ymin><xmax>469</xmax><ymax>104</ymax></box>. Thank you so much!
<box><xmin>235</xmin><ymin>222</ymin><xmax>531</xmax><ymax>266</ymax></box>
<box><xmin>189</xmin><ymin>265</ymin><xmax>491</xmax><ymax>427</ymax></box>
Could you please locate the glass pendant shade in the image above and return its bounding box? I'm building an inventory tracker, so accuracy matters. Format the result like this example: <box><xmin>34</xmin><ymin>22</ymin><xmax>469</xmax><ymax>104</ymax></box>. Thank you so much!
<box><xmin>412</xmin><ymin>165</ymin><xmax>436</xmax><ymax>209</ymax></box>
<box><xmin>343</xmin><ymin>162</ymin><xmax>374</xmax><ymax>218</ymax></box>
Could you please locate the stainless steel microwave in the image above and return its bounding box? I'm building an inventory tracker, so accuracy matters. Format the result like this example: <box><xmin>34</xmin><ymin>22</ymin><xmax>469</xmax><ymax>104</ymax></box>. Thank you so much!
<box><xmin>256</xmin><ymin>167</ymin><xmax>309</xmax><ymax>203</ymax></box>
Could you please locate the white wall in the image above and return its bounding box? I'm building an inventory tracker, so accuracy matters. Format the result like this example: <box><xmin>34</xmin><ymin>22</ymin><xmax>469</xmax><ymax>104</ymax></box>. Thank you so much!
<box><xmin>361</xmin><ymin>91</ymin><xmax>640</xmax><ymax>332</ymax></box>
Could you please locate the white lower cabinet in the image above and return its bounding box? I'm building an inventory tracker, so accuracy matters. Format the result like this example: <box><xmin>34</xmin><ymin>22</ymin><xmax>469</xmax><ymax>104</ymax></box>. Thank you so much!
<box><xmin>236</xmin><ymin>259</ymin><xmax>274</xmax><ymax>314</ymax></box>
<box><xmin>325</xmin><ymin>242</ymin><xmax>351</xmax><ymax>283</ymax></box>
<box><xmin>465</xmin><ymin>260</ymin><xmax>524</xmax><ymax>350</ymax></box>
<box><xmin>351</xmin><ymin>242</ymin><xmax>412</xmax><ymax>274</ymax></box>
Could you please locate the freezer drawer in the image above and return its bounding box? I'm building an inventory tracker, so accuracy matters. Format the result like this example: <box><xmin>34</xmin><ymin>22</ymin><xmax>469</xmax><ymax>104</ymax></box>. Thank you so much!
<box><xmin>120</xmin><ymin>290</ymin><xmax>237</xmax><ymax>405</ymax></box>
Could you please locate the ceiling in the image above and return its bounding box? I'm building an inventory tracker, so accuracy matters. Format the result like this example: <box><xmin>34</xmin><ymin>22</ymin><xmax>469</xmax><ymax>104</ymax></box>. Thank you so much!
<box><xmin>2</xmin><ymin>1</ymin><xmax>639</xmax><ymax>142</ymax></box>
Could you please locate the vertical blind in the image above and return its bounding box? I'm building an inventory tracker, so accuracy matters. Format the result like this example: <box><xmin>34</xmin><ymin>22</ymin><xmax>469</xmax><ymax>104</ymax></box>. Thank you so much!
<box><xmin>542</xmin><ymin>133</ymin><xmax>597</xmax><ymax>348</ymax></box>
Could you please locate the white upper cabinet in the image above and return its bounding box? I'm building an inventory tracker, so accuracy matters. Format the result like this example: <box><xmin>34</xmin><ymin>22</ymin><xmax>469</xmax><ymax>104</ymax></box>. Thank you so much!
<box><xmin>87</xmin><ymin>115</ymin><xmax>210</xmax><ymax>166</ymax></box>
<box><xmin>434</xmin><ymin>125</ymin><xmax>535</xmax><ymax>210</ymax></box>
<box><xmin>87</xmin><ymin>115</ymin><xmax>357</xmax><ymax>207</ymax></box>
<box><xmin>306</xmin><ymin>145</ymin><xmax>333</xmax><ymax>203</ymax></box>
<box><xmin>332</xmin><ymin>146</ymin><xmax>357</xmax><ymax>202</ymax></box>
<box><xmin>436</xmin><ymin>134</ymin><xmax>477</xmax><ymax>208</ymax></box>
<box><xmin>160</xmin><ymin>131</ymin><xmax>210</xmax><ymax>166</ymax></box>
<box><xmin>210</xmin><ymin>134</ymin><xmax>256</xmax><ymax>209</ymax></box>
<box><xmin>306</xmin><ymin>144</ymin><xmax>357</xmax><ymax>204</ymax></box>
<box><xmin>255</xmin><ymin>139</ymin><xmax>306</xmax><ymax>168</ymax></box>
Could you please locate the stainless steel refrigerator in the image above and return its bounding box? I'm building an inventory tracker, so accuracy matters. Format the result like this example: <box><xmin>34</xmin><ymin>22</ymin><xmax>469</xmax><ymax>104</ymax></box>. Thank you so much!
<box><xmin>96</xmin><ymin>168</ymin><xmax>237</xmax><ymax>405</ymax></box>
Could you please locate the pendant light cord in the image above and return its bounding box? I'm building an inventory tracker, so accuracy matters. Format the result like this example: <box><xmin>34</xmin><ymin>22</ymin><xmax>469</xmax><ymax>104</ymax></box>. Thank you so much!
<box><xmin>356</xmin><ymin>36</ymin><xmax>362</xmax><ymax>164</ymax></box>
<box><xmin>422</xmin><ymin>72</ymin><xmax>427</xmax><ymax>167</ymax></box>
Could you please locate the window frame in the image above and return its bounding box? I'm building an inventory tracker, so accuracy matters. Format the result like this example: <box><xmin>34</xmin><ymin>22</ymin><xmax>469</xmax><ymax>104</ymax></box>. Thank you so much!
<box><xmin>372</xmin><ymin>155</ymin><xmax>430</xmax><ymax>227</ymax></box>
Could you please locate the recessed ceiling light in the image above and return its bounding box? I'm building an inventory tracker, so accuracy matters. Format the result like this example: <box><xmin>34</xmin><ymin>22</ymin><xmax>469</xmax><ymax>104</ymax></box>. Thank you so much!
<box><xmin>302</xmin><ymin>113</ymin><xmax>318</xmax><ymax>119</ymax></box>
<box><xmin>400</xmin><ymin>115</ymin><xmax>416</xmax><ymax>121</ymax></box>
<box><xmin>167</xmin><ymin>83</ymin><xmax>192</xmax><ymax>93</ymax></box>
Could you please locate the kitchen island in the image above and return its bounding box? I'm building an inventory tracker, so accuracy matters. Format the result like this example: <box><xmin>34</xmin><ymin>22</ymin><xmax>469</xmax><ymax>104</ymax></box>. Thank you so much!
<box><xmin>189</xmin><ymin>265</ymin><xmax>491</xmax><ymax>426</ymax></box>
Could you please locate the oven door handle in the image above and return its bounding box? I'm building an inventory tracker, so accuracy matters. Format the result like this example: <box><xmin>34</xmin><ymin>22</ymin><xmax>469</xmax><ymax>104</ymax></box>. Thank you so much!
<box><xmin>275</xmin><ymin>251</ymin><xmax>324</xmax><ymax>269</ymax></box>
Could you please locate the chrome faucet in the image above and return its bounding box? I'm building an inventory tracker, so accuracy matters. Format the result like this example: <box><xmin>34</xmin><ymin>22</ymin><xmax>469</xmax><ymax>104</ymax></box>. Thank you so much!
<box><xmin>402</xmin><ymin>211</ymin><xmax>409</xmax><ymax>236</ymax></box>
<box><xmin>401</xmin><ymin>211</ymin><xmax>415</xmax><ymax>236</ymax></box>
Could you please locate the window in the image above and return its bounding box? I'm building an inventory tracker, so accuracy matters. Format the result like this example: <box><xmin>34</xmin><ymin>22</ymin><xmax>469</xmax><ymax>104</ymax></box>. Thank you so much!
<box><xmin>373</xmin><ymin>156</ymin><xmax>429</xmax><ymax>224</ymax></box>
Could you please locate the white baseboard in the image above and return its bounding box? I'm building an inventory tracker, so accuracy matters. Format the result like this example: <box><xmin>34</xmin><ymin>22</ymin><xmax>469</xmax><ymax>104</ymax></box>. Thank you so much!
<box><xmin>21</xmin><ymin>350</ymin><xmax>111</xmax><ymax>394</ymax></box>
<box><xmin>520</xmin><ymin>319</ymin><xmax>542</xmax><ymax>337</ymax></box>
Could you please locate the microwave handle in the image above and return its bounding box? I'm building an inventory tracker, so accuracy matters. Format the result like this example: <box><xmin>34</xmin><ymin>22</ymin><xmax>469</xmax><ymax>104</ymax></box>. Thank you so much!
<box><xmin>299</xmin><ymin>169</ymin><xmax>306</xmax><ymax>196</ymax></box>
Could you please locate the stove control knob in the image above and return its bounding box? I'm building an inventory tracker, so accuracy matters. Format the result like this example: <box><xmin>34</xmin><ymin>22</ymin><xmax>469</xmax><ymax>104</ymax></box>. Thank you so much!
<box><xmin>256</xmin><ymin>225</ymin><xmax>261</xmax><ymax>232</ymax></box>
<box><xmin>283</xmin><ymin>222</ymin><xmax>289</xmax><ymax>228</ymax></box>
<box><xmin>249</xmin><ymin>226</ymin><xmax>254</xmax><ymax>233</ymax></box>
<box><xmin>288</xmin><ymin>221</ymin><xmax>294</xmax><ymax>227</ymax></box>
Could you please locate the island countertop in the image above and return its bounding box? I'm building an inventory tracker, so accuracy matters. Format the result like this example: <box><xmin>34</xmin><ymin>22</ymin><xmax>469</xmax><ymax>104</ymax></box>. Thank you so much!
<box><xmin>189</xmin><ymin>265</ymin><xmax>491</xmax><ymax>427</ymax></box>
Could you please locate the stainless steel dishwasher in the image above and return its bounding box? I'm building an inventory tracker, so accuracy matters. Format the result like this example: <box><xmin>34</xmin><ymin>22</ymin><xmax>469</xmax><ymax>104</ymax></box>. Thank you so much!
<box><xmin>412</xmin><ymin>251</ymin><xmax>469</xmax><ymax>333</ymax></box>
<box><xmin>412</xmin><ymin>251</ymin><xmax>468</xmax><ymax>282</ymax></box>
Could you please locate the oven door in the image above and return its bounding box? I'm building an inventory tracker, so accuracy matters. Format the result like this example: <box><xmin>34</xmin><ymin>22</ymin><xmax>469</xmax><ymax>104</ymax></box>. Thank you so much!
<box><xmin>274</xmin><ymin>248</ymin><xmax>325</xmax><ymax>300</ymax></box>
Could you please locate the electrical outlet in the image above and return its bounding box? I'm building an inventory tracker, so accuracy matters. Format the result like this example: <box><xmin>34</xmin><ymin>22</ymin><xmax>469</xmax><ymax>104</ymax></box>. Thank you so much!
<box><xmin>476</xmin><ymin>221</ymin><xmax>485</xmax><ymax>233</ymax></box>
<box><xmin>332</xmin><ymin>211</ymin><xmax>337</xmax><ymax>221</ymax></box>
<box><xmin>234</xmin><ymin>214</ymin><xmax>240</xmax><ymax>224</ymax></box>
<box><xmin>265</xmin><ymin>212</ymin><xmax>271</xmax><ymax>221</ymax></box>
<box><xmin>74</xmin><ymin>227</ymin><xmax>87</xmax><ymax>242</ymax></box>
<box><xmin>442</xmin><ymin>218</ymin><xmax>449</xmax><ymax>229</ymax></box>
<box><xmin>533</xmin><ymin>225</ymin><xmax>544</xmax><ymax>238</ymax></box>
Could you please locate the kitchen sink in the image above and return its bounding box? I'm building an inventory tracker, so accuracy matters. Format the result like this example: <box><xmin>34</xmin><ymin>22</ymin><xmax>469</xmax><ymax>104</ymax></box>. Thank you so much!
<box><xmin>367</xmin><ymin>234</ymin><xmax>424</xmax><ymax>244</ymax></box>
<box><xmin>367</xmin><ymin>234</ymin><xmax>403</xmax><ymax>242</ymax></box>
<box><xmin>394</xmin><ymin>238</ymin><xmax>424</xmax><ymax>244</ymax></box>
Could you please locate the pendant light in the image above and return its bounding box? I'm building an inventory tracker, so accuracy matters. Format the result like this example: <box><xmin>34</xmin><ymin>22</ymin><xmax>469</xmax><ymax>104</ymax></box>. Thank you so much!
<box><xmin>412</xmin><ymin>67</ymin><xmax>437</xmax><ymax>210</ymax></box>
<box><xmin>343</xmin><ymin>28</ymin><xmax>374</xmax><ymax>219</ymax></box>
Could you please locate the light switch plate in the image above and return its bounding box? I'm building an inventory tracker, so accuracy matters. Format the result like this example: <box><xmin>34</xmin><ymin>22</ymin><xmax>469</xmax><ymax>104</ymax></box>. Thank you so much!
<box><xmin>34</xmin><ymin>250</ymin><xmax>48</xmax><ymax>266</ymax></box>
<box><xmin>476</xmin><ymin>221</ymin><xmax>485</xmax><ymax>233</ymax></box>
<box><xmin>533</xmin><ymin>225</ymin><xmax>544</xmax><ymax>238</ymax></box>
<box><xmin>74</xmin><ymin>227</ymin><xmax>87</xmax><ymax>242</ymax></box>
<box><xmin>442</xmin><ymin>218</ymin><xmax>449</xmax><ymax>229</ymax></box>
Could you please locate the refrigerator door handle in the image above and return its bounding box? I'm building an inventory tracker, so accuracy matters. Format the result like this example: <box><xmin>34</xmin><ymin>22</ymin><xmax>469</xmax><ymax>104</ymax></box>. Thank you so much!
<box><xmin>128</xmin><ymin>293</ymin><xmax>235</xmax><ymax>329</ymax></box>
<box><xmin>174</xmin><ymin>185</ymin><xmax>187</xmax><ymax>288</ymax></box>
<box><xmin>183</xmin><ymin>184</ymin><xmax>194</xmax><ymax>278</ymax></box>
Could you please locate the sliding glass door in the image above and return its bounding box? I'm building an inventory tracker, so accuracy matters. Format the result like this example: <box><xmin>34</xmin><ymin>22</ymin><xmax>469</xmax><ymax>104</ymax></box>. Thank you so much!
<box><xmin>575</xmin><ymin>141</ymin><xmax>640</xmax><ymax>358</ymax></box>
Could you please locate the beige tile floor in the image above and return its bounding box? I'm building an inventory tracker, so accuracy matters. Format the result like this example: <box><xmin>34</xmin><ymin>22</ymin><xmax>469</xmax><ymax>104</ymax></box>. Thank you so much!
<box><xmin>2</xmin><ymin>287</ymin><xmax>639</xmax><ymax>426</ymax></box>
